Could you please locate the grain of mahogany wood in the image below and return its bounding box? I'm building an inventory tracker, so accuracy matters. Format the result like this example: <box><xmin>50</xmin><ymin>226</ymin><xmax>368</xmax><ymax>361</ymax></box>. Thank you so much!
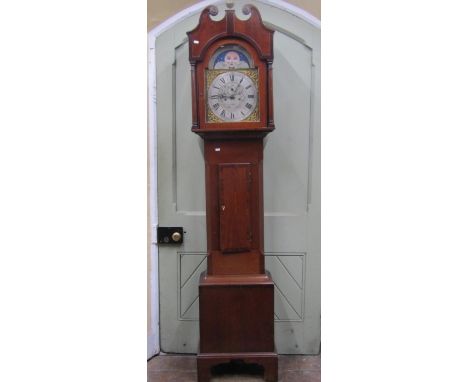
<box><xmin>188</xmin><ymin>5</ymin><xmax>278</xmax><ymax>381</ymax></box>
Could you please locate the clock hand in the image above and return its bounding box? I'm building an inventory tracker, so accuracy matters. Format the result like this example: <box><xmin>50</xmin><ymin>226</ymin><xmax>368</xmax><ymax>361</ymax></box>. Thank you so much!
<box><xmin>233</xmin><ymin>75</ymin><xmax>247</xmax><ymax>96</ymax></box>
<box><xmin>220</xmin><ymin>93</ymin><xmax>228</xmax><ymax>101</ymax></box>
<box><xmin>234</xmin><ymin>81</ymin><xmax>242</xmax><ymax>95</ymax></box>
<box><xmin>211</xmin><ymin>94</ymin><xmax>227</xmax><ymax>103</ymax></box>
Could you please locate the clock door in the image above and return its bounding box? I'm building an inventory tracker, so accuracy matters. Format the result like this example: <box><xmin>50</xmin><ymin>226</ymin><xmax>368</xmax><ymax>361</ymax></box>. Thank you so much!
<box><xmin>219</xmin><ymin>163</ymin><xmax>252</xmax><ymax>253</ymax></box>
<box><xmin>154</xmin><ymin>2</ymin><xmax>320</xmax><ymax>355</ymax></box>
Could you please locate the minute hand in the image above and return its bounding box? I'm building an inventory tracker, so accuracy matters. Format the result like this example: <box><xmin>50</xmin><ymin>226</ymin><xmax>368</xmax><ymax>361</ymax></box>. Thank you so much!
<box><xmin>234</xmin><ymin>77</ymin><xmax>244</xmax><ymax>95</ymax></box>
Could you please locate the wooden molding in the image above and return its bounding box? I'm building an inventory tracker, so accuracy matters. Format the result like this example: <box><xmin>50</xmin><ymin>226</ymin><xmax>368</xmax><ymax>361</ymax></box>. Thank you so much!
<box><xmin>187</xmin><ymin>5</ymin><xmax>274</xmax><ymax>63</ymax></box>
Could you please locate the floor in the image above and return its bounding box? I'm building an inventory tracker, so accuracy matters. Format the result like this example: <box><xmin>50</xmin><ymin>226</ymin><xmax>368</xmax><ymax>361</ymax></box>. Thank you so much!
<box><xmin>148</xmin><ymin>354</ymin><xmax>320</xmax><ymax>382</ymax></box>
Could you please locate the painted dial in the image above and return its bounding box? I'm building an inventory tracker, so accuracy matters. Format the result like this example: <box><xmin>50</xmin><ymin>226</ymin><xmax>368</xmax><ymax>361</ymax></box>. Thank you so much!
<box><xmin>207</xmin><ymin>71</ymin><xmax>258</xmax><ymax>122</ymax></box>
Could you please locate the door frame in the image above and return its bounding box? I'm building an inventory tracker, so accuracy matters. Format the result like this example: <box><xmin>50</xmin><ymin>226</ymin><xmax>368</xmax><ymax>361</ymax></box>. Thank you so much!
<box><xmin>147</xmin><ymin>0</ymin><xmax>320</xmax><ymax>359</ymax></box>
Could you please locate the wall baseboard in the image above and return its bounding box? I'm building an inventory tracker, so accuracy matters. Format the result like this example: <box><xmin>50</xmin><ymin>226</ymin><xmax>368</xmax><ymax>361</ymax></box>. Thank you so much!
<box><xmin>147</xmin><ymin>333</ymin><xmax>159</xmax><ymax>359</ymax></box>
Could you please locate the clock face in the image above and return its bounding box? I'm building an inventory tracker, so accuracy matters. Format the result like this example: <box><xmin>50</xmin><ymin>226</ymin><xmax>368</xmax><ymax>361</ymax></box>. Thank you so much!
<box><xmin>206</xmin><ymin>70</ymin><xmax>258</xmax><ymax>123</ymax></box>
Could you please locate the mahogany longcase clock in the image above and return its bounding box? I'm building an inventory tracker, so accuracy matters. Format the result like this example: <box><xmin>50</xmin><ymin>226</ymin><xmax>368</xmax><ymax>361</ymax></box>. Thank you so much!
<box><xmin>188</xmin><ymin>5</ymin><xmax>278</xmax><ymax>381</ymax></box>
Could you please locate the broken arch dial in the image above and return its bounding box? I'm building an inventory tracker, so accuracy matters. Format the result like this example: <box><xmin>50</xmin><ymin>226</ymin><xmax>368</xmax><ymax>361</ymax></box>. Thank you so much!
<box><xmin>207</xmin><ymin>70</ymin><xmax>258</xmax><ymax>123</ymax></box>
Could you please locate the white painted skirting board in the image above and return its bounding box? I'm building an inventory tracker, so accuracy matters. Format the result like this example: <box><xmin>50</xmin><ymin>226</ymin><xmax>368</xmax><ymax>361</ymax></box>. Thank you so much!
<box><xmin>147</xmin><ymin>0</ymin><xmax>320</xmax><ymax>357</ymax></box>
<box><xmin>147</xmin><ymin>333</ymin><xmax>158</xmax><ymax>359</ymax></box>
<box><xmin>147</xmin><ymin>235</ymin><xmax>159</xmax><ymax>359</ymax></box>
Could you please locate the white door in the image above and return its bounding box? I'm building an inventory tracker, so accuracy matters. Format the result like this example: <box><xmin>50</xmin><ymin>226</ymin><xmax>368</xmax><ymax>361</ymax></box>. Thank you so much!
<box><xmin>153</xmin><ymin>0</ymin><xmax>320</xmax><ymax>354</ymax></box>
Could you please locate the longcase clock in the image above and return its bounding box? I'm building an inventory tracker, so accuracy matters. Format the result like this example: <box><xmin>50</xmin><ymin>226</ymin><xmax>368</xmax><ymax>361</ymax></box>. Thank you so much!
<box><xmin>188</xmin><ymin>5</ymin><xmax>278</xmax><ymax>381</ymax></box>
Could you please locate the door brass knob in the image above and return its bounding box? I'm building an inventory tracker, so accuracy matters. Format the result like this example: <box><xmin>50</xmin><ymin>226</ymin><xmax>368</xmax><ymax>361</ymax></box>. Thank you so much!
<box><xmin>172</xmin><ymin>231</ymin><xmax>182</xmax><ymax>242</ymax></box>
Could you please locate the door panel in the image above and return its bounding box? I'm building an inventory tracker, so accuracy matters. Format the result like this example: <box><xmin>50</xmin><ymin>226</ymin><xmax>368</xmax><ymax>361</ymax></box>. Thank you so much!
<box><xmin>179</xmin><ymin>253</ymin><xmax>206</xmax><ymax>320</ymax></box>
<box><xmin>156</xmin><ymin>1</ymin><xmax>320</xmax><ymax>354</ymax></box>
<box><xmin>264</xmin><ymin>33</ymin><xmax>312</xmax><ymax>216</ymax></box>
<box><xmin>219</xmin><ymin>163</ymin><xmax>252</xmax><ymax>253</ymax></box>
<box><xmin>175</xmin><ymin>42</ymin><xmax>206</xmax><ymax>214</ymax></box>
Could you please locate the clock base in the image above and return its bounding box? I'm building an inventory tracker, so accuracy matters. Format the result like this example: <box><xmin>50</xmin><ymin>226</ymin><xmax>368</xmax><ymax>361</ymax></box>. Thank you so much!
<box><xmin>198</xmin><ymin>271</ymin><xmax>278</xmax><ymax>381</ymax></box>
<box><xmin>197</xmin><ymin>351</ymin><xmax>278</xmax><ymax>382</ymax></box>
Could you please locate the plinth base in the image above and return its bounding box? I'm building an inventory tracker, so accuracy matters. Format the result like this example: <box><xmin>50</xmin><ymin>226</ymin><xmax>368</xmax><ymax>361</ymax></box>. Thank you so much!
<box><xmin>198</xmin><ymin>271</ymin><xmax>278</xmax><ymax>381</ymax></box>
<box><xmin>197</xmin><ymin>352</ymin><xmax>278</xmax><ymax>382</ymax></box>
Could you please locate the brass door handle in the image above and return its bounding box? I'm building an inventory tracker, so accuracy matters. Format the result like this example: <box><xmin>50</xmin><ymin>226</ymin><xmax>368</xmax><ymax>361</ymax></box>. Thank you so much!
<box><xmin>171</xmin><ymin>231</ymin><xmax>182</xmax><ymax>242</ymax></box>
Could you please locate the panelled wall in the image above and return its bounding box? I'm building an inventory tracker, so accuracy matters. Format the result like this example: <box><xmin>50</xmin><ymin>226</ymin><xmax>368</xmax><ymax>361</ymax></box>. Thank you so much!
<box><xmin>147</xmin><ymin>0</ymin><xmax>320</xmax><ymax>354</ymax></box>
